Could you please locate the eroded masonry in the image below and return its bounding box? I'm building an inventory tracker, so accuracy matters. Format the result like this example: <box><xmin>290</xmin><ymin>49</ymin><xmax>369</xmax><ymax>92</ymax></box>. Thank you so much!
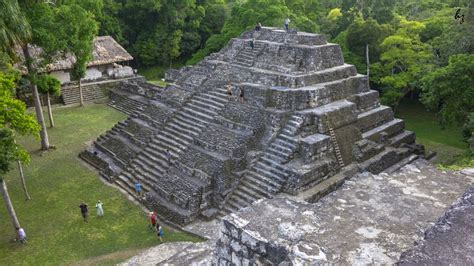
<box><xmin>80</xmin><ymin>28</ymin><xmax>422</xmax><ymax>225</ymax></box>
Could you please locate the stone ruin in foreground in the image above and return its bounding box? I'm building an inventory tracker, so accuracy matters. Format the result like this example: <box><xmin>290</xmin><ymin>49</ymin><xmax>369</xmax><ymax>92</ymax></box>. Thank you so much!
<box><xmin>80</xmin><ymin>27</ymin><xmax>423</xmax><ymax>225</ymax></box>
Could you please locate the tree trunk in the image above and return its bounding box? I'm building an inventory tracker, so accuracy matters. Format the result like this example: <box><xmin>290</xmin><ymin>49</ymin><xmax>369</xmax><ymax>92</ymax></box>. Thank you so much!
<box><xmin>366</xmin><ymin>43</ymin><xmax>370</xmax><ymax>79</ymax></box>
<box><xmin>46</xmin><ymin>92</ymin><xmax>55</xmax><ymax>127</ymax></box>
<box><xmin>17</xmin><ymin>161</ymin><xmax>31</xmax><ymax>200</ymax></box>
<box><xmin>0</xmin><ymin>179</ymin><xmax>21</xmax><ymax>234</ymax></box>
<box><xmin>22</xmin><ymin>45</ymin><xmax>50</xmax><ymax>150</ymax></box>
<box><xmin>79</xmin><ymin>78</ymin><xmax>84</xmax><ymax>107</ymax></box>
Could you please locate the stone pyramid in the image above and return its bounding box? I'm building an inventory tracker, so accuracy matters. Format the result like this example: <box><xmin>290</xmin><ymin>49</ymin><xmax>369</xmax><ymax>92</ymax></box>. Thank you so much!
<box><xmin>80</xmin><ymin>27</ymin><xmax>421</xmax><ymax>225</ymax></box>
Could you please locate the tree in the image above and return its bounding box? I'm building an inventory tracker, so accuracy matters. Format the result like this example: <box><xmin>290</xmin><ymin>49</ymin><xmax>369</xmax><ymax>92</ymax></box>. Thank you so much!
<box><xmin>421</xmin><ymin>54</ymin><xmax>474</xmax><ymax>128</ymax></box>
<box><xmin>0</xmin><ymin>62</ymin><xmax>40</xmax><ymax>236</ymax></box>
<box><xmin>0</xmin><ymin>0</ymin><xmax>30</xmax><ymax>56</ymax></box>
<box><xmin>371</xmin><ymin>16</ymin><xmax>433</xmax><ymax>108</ymax></box>
<box><xmin>57</xmin><ymin>3</ymin><xmax>99</xmax><ymax>107</ymax></box>
<box><xmin>346</xmin><ymin>17</ymin><xmax>391</xmax><ymax>75</ymax></box>
<box><xmin>37</xmin><ymin>74</ymin><xmax>61</xmax><ymax>127</ymax></box>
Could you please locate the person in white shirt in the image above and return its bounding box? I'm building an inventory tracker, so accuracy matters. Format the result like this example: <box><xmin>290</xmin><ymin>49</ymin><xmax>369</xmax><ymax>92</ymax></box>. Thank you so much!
<box><xmin>284</xmin><ymin>17</ymin><xmax>290</xmax><ymax>31</ymax></box>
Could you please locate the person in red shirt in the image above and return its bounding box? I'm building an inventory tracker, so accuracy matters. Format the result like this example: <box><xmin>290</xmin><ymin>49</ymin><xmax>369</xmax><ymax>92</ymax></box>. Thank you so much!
<box><xmin>149</xmin><ymin>211</ymin><xmax>157</xmax><ymax>230</ymax></box>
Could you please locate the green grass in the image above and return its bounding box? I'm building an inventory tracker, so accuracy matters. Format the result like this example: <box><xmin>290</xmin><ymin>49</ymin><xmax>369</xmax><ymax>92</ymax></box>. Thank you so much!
<box><xmin>0</xmin><ymin>104</ymin><xmax>202</xmax><ymax>265</ymax></box>
<box><xmin>396</xmin><ymin>99</ymin><xmax>472</xmax><ymax>167</ymax></box>
<box><xmin>137</xmin><ymin>62</ymin><xmax>184</xmax><ymax>81</ymax></box>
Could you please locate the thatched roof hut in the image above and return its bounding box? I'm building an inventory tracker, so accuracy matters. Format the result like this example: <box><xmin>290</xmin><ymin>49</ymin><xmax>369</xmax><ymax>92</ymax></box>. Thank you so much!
<box><xmin>17</xmin><ymin>36</ymin><xmax>133</xmax><ymax>73</ymax></box>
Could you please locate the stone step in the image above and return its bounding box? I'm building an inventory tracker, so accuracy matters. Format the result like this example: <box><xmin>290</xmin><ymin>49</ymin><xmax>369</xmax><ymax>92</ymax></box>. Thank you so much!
<box><xmin>266</xmin><ymin>147</ymin><xmax>291</xmax><ymax>160</ymax></box>
<box><xmin>167</xmin><ymin>121</ymin><xmax>200</xmax><ymax>138</ymax></box>
<box><xmin>136</xmin><ymin>153</ymin><xmax>167</xmax><ymax>174</ymax></box>
<box><xmin>207</xmin><ymin>90</ymin><xmax>228</xmax><ymax>99</ymax></box>
<box><xmin>158</xmin><ymin>132</ymin><xmax>192</xmax><ymax>151</ymax></box>
<box><xmin>190</xmin><ymin>98</ymin><xmax>224</xmax><ymax>110</ymax></box>
<box><xmin>255</xmin><ymin>161</ymin><xmax>288</xmax><ymax>177</ymax></box>
<box><xmin>114</xmin><ymin>175</ymin><xmax>140</xmax><ymax>199</ymax></box>
<box><xmin>362</xmin><ymin>118</ymin><xmax>405</xmax><ymax>142</ymax></box>
<box><xmin>154</xmin><ymin>133</ymin><xmax>189</xmax><ymax>152</ymax></box>
<box><xmin>252</xmin><ymin>165</ymin><xmax>286</xmax><ymax>184</ymax></box>
<box><xmin>270</xmin><ymin>143</ymin><xmax>293</xmax><ymax>153</ymax></box>
<box><xmin>227</xmin><ymin>197</ymin><xmax>248</xmax><ymax>211</ymax></box>
<box><xmin>259</xmin><ymin>156</ymin><xmax>287</xmax><ymax>172</ymax></box>
<box><xmin>239</xmin><ymin>180</ymin><xmax>273</xmax><ymax>198</ymax></box>
<box><xmin>186</xmin><ymin>103</ymin><xmax>218</xmax><ymax>117</ymax></box>
<box><xmin>126</xmin><ymin>169</ymin><xmax>161</xmax><ymax>197</ymax></box>
<box><xmin>263</xmin><ymin>153</ymin><xmax>285</xmax><ymax>163</ymax></box>
<box><xmin>147</xmin><ymin>139</ymin><xmax>182</xmax><ymax>159</ymax></box>
<box><xmin>174</xmin><ymin>113</ymin><xmax>207</xmax><ymax>130</ymax></box>
<box><xmin>357</xmin><ymin>105</ymin><xmax>394</xmax><ymax>133</ymax></box>
<box><xmin>162</xmin><ymin>126</ymin><xmax>195</xmax><ymax>143</ymax></box>
<box><xmin>248</xmin><ymin>170</ymin><xmax>283</xmax><ymax>188</ymax></box>
<box><xmin>176</xmin><ymin>112</ymin><xmax>212</xmax><ymax>127</ymax></box>
<box><xmin>194</xmin><ymin>94</ymin><xmax>227</xmax><ymax>105</ymax></box>
<box><xmin>277</xmin><ymin>134</ymin><xmax>297</xmax><ymax>144</ymax></box>
<box><xmin>238</xmin><ymin>53</ymin><xmax>254</xmax><ymax>60</ymax></box>
<box><xmin>232</xmin><ymin>189</ymin><xmax>259</xmax><ymax>204</ymax></box>
<box><xmin>245</xmin><ymin>172</ymin><xmax>279</xmax><ymax>193</ymax></box>
<box><xmin>274</xmin><ymin>139</ymin><xmax>297</xmax><ymax>150</ymax></box>
<box><xmin>223</xmin><ymin>204</ymin><xmax>238</xmax><ymax>214</ymax></box>
<box><xmin>390</xmin><ymin>130</ymin><xmax>416</xmax><ymax>147</ymax></box>
<box><xmin>120</xmin><ymin>170</ymin><xmax>154</xmax><ymax>194</ymax></box>
<box><xmin>131</xmin><ymin>162</ymin><xmax>164</xmax><ymax>186</ymax></box>
<box><xmin>182</xmin><ymin>107</ymin><xmax>215</xmax><ymax>122</ymax></box>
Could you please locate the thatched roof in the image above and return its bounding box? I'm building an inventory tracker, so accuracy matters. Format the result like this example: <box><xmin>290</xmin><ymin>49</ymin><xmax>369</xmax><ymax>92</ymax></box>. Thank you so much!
<box><xmin>17</xmin><ymin>36</ymin><xmax>133</xmax><ymax>72</ymax></box>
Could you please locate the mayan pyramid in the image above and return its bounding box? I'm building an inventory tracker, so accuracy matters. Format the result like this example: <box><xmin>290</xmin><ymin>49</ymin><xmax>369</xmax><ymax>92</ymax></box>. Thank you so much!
<box><xmin>80</xmin><ymin>27</ymin><xmax>421</xmax><ymax>225</ymax></box>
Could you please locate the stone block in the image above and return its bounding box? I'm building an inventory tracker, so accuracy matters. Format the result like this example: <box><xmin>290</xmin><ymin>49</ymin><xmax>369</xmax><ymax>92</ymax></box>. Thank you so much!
<box><xmin>300</xmin><ymin>134</ymin><xmax>332</xmax><ymax>163</ymax></box>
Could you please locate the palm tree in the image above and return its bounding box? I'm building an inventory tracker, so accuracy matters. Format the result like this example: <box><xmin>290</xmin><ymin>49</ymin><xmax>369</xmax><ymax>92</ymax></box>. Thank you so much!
<box><xmin>0</xmin><ymin>0</ymin><xmax>30</xmax><ymax>55</ymax></box>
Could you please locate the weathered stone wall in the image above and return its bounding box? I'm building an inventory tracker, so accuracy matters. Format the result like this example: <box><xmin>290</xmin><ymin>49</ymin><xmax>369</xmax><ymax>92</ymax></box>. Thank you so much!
<box><xmin>217</xmin><ymin>214</ymin><xmax>291</xmax><ymax>265</ymax></box>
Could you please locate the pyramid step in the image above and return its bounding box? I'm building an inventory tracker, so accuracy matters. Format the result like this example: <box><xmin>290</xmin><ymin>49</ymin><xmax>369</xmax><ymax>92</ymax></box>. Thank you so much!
<box><xmin>252</xmin><ymin>166</ymin><xmax>286</xmax><ymax>184</ymax></box>
<box><xmin>182</xmin><ymin>107</ymin><xmax>215</xmax><ymax>121</ymax></box>
<box><xmin>154</xmin><ymin>132</ymin><xmax>190</xmax><ymax>150</ymax></box>
<box><xmin>186</xmin><ymin>103</ymin><xmax>219</xmax><ymax>117</ymax></box>
<box><xmin>190</xmin><ymin>98</ymin><xmax>224</xmax><ymax>110</ymax></box>
<box><xmin>167</xmin><ymin>122</ymin><xmax>200</xmax><ymax>138</ymax></box>
<box><xmin>233</xmin><ymin>189</ymin><xmax>259</xmax><ymax>204</ymax></box>
<box><xmin>238</xmin><ymin>181</ymin><xmax>271</xmax><ymax>199</ymax></box>
<box><xmin>162</xmin><ymin>127</ymin><xmax>194</xmax><ymax>144</ymax></box>
<box><xmin>362</xmin><ymin>119</ymin><xmax>405</xmax><ymax>142</ymax></box>
<box><xmin>248</xmin><ymin>171</ymin><xmax>283</xmax><ymax>189</ymax></box>
<box><xmin>270</xmin><ymin>143</ymin><xmax>293</xmax><ymax>153</ymax></box>
<box><xmin>175</xmin><ymin>113</ymin><xmax>210</xmax><ymax>128</ymax></box>
<box><xmin>174</xmin><ymin>113</ymin><xmax>207</xmax><ymax>129</ymax></box>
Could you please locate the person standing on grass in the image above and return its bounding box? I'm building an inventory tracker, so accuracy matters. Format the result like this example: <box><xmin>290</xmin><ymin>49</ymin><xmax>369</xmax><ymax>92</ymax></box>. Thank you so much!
<box><xmin>284</xmin><ymin>17</ymin><xmax>290</xmax><ymax>31</ymax></box>
<box><xmin>96</xmin><ymin>200</ymin><xmax>104</xmax><ymax>217</ymax></box>
<box><xmin>79</xmin><ymin>202</ymin><xmax>89</xmax><ymax>223</ymax></box>
<box><xmin>156</xmin><ymin>223</ymin><xmax>164</xmax><ymax>242</ymax></box>
<box><xmin>134</xmin><ymin>181</ymin><xmax>142</xmax><ymax>197</ymax></box>
<box><xmin>149</xmin><ymin>211</ymin><xmax>157</xmax><ymax>230</ymax></box>
<box><xmin>16</xmin><ymin>227</ymin><xmax>27</xmax><ymax>244</ymax></box>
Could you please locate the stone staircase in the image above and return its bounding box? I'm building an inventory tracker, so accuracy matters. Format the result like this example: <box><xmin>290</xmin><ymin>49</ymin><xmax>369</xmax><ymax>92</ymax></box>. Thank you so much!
<box><xmin>61</xmin><ymin>84</ymin><xmax>107</xmax><ymax>105</ymax></box>
<box><xmin>233</xmin><ymin>41</ymin><xmax>264</xmax><ymax>67</ymax></box>
<box><xmin>108</xmin><ymin>90</ymin><xmax>145</xmax><ymax>115</ymax></box>
<box><xmin>218</xmin><ymin>115</ymin><xmax>304</xmax><ymax>216</ymax></box>
<box><xmin>112</xmin><ymin>86</ymin><xmax>229</xmax><ymax>204</ymax></box>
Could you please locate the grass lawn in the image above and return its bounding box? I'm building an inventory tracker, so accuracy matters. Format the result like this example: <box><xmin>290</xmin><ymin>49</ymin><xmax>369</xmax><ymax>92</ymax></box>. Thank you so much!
<box><xmin>0</xmin><ymin>104</ymin><xmax>202</xmax><ymax>265</ymax></box>
<box><xmin>137</xmin><ymin>62</ymin><xmax>185</xmax><ymax>85</ymax></box>
<box><xmin>396</xmin><ymin>99</ymin><xmax>472</xmax><ymax>167</ymax></box>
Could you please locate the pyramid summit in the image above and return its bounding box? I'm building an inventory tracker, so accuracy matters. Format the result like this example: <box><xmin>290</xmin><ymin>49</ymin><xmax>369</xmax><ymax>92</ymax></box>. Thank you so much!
<box><xmin>81</xmin><ymin>27</ymin><xmax>422</xmax><ymax>225</ymax></box>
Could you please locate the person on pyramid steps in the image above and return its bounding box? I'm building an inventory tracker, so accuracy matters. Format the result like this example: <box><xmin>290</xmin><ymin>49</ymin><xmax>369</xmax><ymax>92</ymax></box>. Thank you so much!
<box><xmin>284</xmin><ymin>17</ymin><xmax>290</xmax><ymax>31</ymax></box>
<box><xmin>255</xmin><ymin>22</ymin><xmax>262</xmax><ymax>31</ymax></box>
